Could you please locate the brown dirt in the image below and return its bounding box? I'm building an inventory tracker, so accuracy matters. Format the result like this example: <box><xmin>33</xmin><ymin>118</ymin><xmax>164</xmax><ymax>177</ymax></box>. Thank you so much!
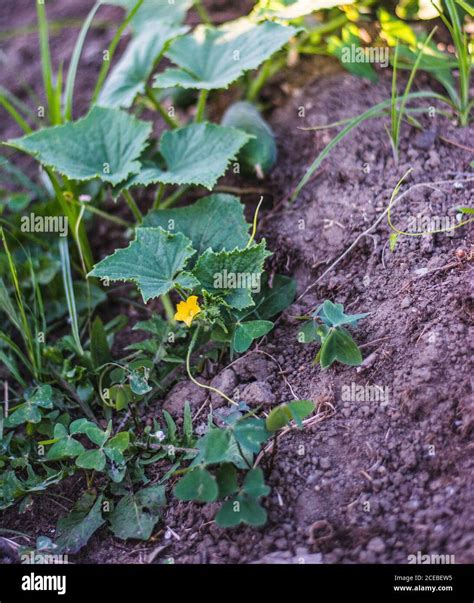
<box><xmin>1</xmin><ymin>0</ymin><xmax>473</xmax><ymax>565</ymax></box>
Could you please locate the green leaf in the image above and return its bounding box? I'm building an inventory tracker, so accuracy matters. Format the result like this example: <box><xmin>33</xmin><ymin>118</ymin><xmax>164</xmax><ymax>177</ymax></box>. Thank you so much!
<box><xmin>90</xmin><ymin>316</ymin><xmax>111</xmax><ymax>370</ymax></box>
<box><xmin>143</xmin><ymin>194</ymin><xmax>250</xmax><ymax>256</ymax></box>
<box><xmin>107</xmin><ymin>431</ymin><xmax>130</xmax><ymax>452</ymax></box>
<box><xmin>252</xmin><ymin>0</ymin><xmax>353</xmax><ymax>20</ymax></box>
<box><xmin>316</xmin><ymin>300</ymin><xmax>369</xmax><ymax>327</ymax></box>
<box><xmin>162</xmin><ymin>410</ymin><xmax>177</xmax><ymax>443</ymax></box>
<box><xmin>256</xmin><ymin>275</ymin><xmax>296</xmax><ymax>319</ymax></box>
<box><xmin>154</xmin><ymin>18</ymin><xmax>298</xmax><ymax>90</ymax></box>
<box><xmin>183</xmin><ymin>401</ymin><xmax>193</xmax><ymax>444</ymax></box>
<box><xmin>88</xmin><ymin>228</ymin><xmax>195</xmax><ymax>303</ymax></box>
<box><xmin>192</xmin><ymin>241</ymin><xmax>271</xmax><ymax>310</ymax></box>
<box><xmin>319</xmin><ymin>327</ymin><xmax>363</xmax><ymax>369</ymax></box>
<box><xmin>297</xmin><ymin>319</ymin><xmax>320</xmax><ymax>344</ymax></box>
<box><xmin>232</xmin><ymin>320</ymin><xmax>273</xmax><ymax>353</ymax></box>
<box><xmin>55</xmin><ymin>494</ymin><xmax>105</xmax><ymax>554</ymax></box>
<box><xmin>233</xmin><ymin>417</ymin><xmax>270</xmax><ymax>453</ymax></box>
<box><xmin>215</xmin><ymin>494</ymin><xmax>267</xmax><ymax>527</ymax></box>
<box><xmin>221</xmin><ymin>101</ymin><xmax>277</xmax><ymax>177</ymax></box>
<box><xmin>379</xmin><ymin>8</ymin><xmax>417</xmax><ymax>46</ymax></box>
<box><xmin>98</xmin><ymin>24</ymin><xmax>188</xmax><ymax>108</ymax></box>
<box><xmin>109</xmin><ymin>485</ymin><xmax>166</xmax><ymax>540</ymax></box>
<box><xmin>242</xmin><ymin>468</ymin><xmax>270</xmax><ymax>498</ymax></box>
<box><xmin>109</xmin><ymin>384</ymin><xmax>133</xmax><ymax>411</ymax></box>
<box><xmin>46</xmin><ymin>424</ymin><xmax>85</xmax><ymax>460</ymax></box>
<box><xmin>216</xmin><ymin>463</ymin><xmax>239</xmax><ymax>498</ymax></box>
<box><xmin>4</xmin><ymin>385</ymin><xmax>54</xmax><ymax>428</ymax></box>
<box><xmin>117</xmin><ymin>124</ymin><xmax>251</xmax><ymax>191</ymax></box>
<box><xmin>202</xmin><ymin>428</ymin><xmax>232</xmax><ymax>464</ymax></box>
<box><xmin>6</xmin><ymin>107</ymin><xmax>152</xmax><ymax>185</ymax></box>
<box><xmin>108</xmin><ymin>0</ymin><xmax>192</xmax><ymax>32</ymax></box>
<box><xmin>75</xmin><ymin>449</ymin><xmax>107</xmax><ymax>471</ymax></box>
<box><xmin>173</xmin><ymin>467</ymin><xmax>218</xmax><ymax>502</ymax></box>
<box><xmin>265</xmin><ymin>403</ymin><xmax>293</xmax><ymax>432</ymax></box>
<box><xmin>287</xmin><ymin>399</ymin><xmax>315</xmax><ymax>427</ymax></box>
<box><xmin>328</xmin><ymin>25</ymin><xmax>378</xmax><ymax>83</ymax></box>
<box><xmin>129</xmin><ymin>368</ymin><xmax>152</xmax><ymax>395</ymax></box>
<box><xmin>85</xmin><ymin>424</ymin><xmax>109</xmax><ymax>447</ymax></box>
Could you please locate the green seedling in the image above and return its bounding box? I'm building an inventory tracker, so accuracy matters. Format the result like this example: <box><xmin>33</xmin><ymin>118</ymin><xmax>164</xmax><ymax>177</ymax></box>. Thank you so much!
<box><xmin>298</xmin><ymin>300</ymin><xmax>368</xmax><ymax>369</ymax></box>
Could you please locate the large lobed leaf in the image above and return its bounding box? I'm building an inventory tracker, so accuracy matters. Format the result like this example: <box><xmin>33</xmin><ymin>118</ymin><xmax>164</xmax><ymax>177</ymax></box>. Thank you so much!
<box><xmin>154</xmin><ymin>18</ymin><xmax>299</xmax><ymax>90</ymax></box>
<box><xmin>88</xmin><ymin>227</ymin><xmax>195</xmax><ymax>302</ymax></box>
<box><xmin>6</xmin><ymin>107</ymin><xmax>152</xmax><ymax>186</ymax></box>
<box><xmin>98</xmin><ymin>24</ymin><xmax>188</xmax><ymax>108</ymax></box>
<box><xmin>117</xmin><ymin>123</ymin><xmax>251</xmax><ymax>191</ymax></box>
<box><xmin>143</xmin><ymin>194</ymin><xmax>250</xmax><ymax>257</ymax></box>
<box><xmin>192</xmin><ymin>241</ymin><xmax>272</xmax><ymax>310</ymax></box>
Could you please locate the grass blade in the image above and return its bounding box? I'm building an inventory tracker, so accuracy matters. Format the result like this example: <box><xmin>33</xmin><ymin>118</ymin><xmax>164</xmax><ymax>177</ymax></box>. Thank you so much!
<box><xmin>64</xmin><ymin>1</ymin><xmax>103</xmax><ymax>121</ymax></box>
<box><xmin>291</xmin><ymin>90</ymin><xmax>444</xmax><ymax>202</ymax></box>
<box><xmin>36</xmin><ymin>0</ymin><xmax>60</xmax><ymax>125</ymax></box>
<box><xmin>59</xmin><ymin>238</ymin><xmax>84</xmax><ymax>356</ymax></box>
<box><xmin>91</xmin><ymin>0</ymin><xmax>145</xmax><ymax>104</ymax></box>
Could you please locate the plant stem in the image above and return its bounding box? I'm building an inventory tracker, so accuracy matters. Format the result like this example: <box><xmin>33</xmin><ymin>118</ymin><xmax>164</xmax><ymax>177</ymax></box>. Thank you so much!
<box><xmin>186</xmin><ymin>326</ymin><xmax>237</xmax><ymax>406</ymax></box>
<box><xmin>123</xmin><ymin>190</ymin><xmax>143</xmax><ymax>224</ymax></box>
<box><xmin>247</xmin><ymin>59</ymin><xmax>273</xmax><ymax>103</ymax></box>
<box><xmin>195</xmin><ymin>89</ymin><xmax>208</xmax><ymax>122</ymax></box>
<box><xmin>152</xmin><ymin>183</ymin><xmax>165</xmax><ymax>210</ymax></box>
<box><xmin>66</xmin><ymin>197</ymin><xmax>131</xmax><ymax>227</ymax></box>
<box><xmin>161</xmin><ymin>293</ymin><xmax>175</xmax><ymax>323</ymax></box>
<box><xmin>161</xmin><ymin>185</ymin><xmax>190</xmax><ymax>209</ymax></box>
<box><xmin>145</xmin><ymin>87</ymin><xmax>180</xmax><ymax>128</ymax></box>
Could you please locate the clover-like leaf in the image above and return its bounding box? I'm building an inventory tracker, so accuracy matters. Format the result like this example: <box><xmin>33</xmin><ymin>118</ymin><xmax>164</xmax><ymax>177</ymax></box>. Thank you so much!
<box><xmin>242</xmin><ymin>468</ymin><xmax>270</xmax><ymax>498</ymax></box>
<box><xmin>319</xmin><ymin>327</ymin><xmax>362</xmax><ymax>369</ymax></box>
<box><xmin>233</xmin><ymin>417</ymin><xmax>270</xmax><ymax>454</ymax></box>
<box><xmin>202</xmin><ymin>428</ymin><xmax>232</xmax><ymax>464</ymax></box>
<box><xmin>174</xmin><ymin>467</ymin><xmax>218</xmax><ymax>502</ymax></box>
<box><xmin>46</xmin><ymin>424</ymin><xmax>85</xmax><ymax>461</ymax></box>
<box><xmin>6</xmin><ymin>107</ymin><xmax>152</xmax><ymax>186</ymax></box>
<box><xmin>108</xmin><ymin>0</ymin><xmax>192</xmax><ymax>32</ymax></box>
<box><xmin>98</xmin><ymin>24</ymin><xmax>188</xmax><ymax>108</ymax></box>
<box><xmin>192</xmin><ymin>241</ymin><xmax>271</xmax><ymax>310</ymax></box>
<box><xmin>75</xmin><ymin>449</ymin><xmax>107</xmax><ymax>471</ymax></box>
<box><xmin>88</xmin><ymin>228</ymin><xmax>195</xmax><ymax>303</ymax></box>
<box><xmin>215</xmin><ymin>494</ymin><xmax>267</xmax><ymax>528</ymax></box>
<box><xmin>232</xmin><ymin>320</ymin><xmax>273</xmax><ymax>353</ymax></box>
<box><xmin>216</xmin><ymin>464</ymin><xmax>239</xmax><ymax>498</ymax></box>
<box><xmin>109</xmin><ymin>485</ymin><xmax>166</xmax><ymax>540</ymax></box>
<box><xmin>117</xmin><ymin>124</ymin><xmax>250</xmax><ymax>192</ymax></box>
<box><xmin>107</xmin><ymin>432</ymin><xmax>130</xmax><ymax>452</ymax></box>
<box><xmin>55</xmin><ymin>494</ymin><xmax>105</xmax><ymax>554</ymax></box>
<box><xmin>4</xmin><ymin>385</ymin><xmax>54</xmax><ymax>428</ymax></box>
<box><xmin>143</xmin><ymin>194</ymin><xmax>250</xmax><ymax>257</ymax></box>
<box><xmin>154</xmin><ymin>18</ymin><xmax>298</xmax><ymax>90</ymax></box>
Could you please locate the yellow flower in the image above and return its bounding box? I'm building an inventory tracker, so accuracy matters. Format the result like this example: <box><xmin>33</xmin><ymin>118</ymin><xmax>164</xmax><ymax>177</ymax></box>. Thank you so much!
<box><xmin>174</xmin><ymin>296</ymin><xmax>201</xmax><ymax>327</ymax></box>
